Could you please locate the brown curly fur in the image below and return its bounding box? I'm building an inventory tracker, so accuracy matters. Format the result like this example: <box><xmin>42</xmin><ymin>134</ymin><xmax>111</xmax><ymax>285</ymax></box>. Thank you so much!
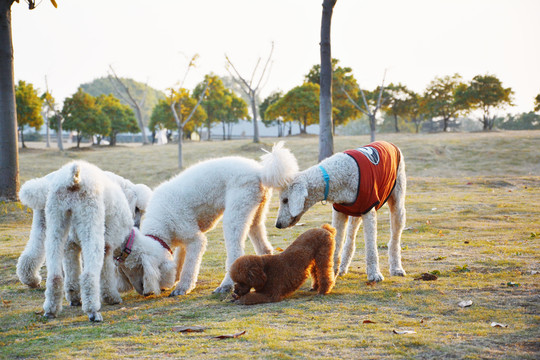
<box><xmin>230</xmin><ymin>224</ymin><xmax>336</xmax><ymax>305</ymax></box>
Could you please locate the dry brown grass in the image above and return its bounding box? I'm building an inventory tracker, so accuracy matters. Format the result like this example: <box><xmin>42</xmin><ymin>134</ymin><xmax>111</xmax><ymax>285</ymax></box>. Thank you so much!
<box><xmin>1</xmin><ymin>130</ymin><xmax>539</xmax><ymax>359</ymax></box>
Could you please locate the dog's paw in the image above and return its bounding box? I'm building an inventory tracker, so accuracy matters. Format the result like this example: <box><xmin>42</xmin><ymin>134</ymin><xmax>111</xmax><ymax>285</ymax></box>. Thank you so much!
<box><xmin>337</xmin><ymin>266</ymin><xmax>349</xmax><ymax>277</ymax></box>
<box><xmin>367</xmin><ymin>271</ymin><xmax>384</xmax><ymax>282</ymax></box>
<box><xmin>102</xmin><ymin>294</ymin><xmax>122</xmax><ymax>305</ymax></box>
<box><xmin>390</xmin><ymin>268</ymin><xmax>406</xmax><ymax>277</ymax></box>
<box><xmin>43</xmin><ymin>312</ymin><xmax>56</xmax><ymax>319</ymax></box>
<box><xmin>213</xmin><ymin>284</ymin><xmax>233</xmax><ymax>294</ymax></box>
<box><xmin>69</xmin><ymin>300</ymin><xmax>82</xmax><ymax>307</ymax></box>
<box><xmin>88</xmin><ymin>312</ymin><xmax>103</xmax><ymax>322</ymax></box>
<box><xmin>169</xmin><ymin>288</ymin><xmax>188</xmax><ymax>297</ymax></box>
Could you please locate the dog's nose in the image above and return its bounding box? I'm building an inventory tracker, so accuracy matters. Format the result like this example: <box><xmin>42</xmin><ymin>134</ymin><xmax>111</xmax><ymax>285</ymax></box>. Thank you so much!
<box><xmin>275</xmin><ymin>221</ymin><xmax>282</xmax><ymax>229</ymax></box>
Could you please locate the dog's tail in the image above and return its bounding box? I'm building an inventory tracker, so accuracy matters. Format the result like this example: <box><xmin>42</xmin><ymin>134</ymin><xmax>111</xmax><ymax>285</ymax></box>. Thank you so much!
<box><xmin>19</xmin><ymin>177</ymin><xmax>50</xmax><ymax>209</ymax></box>
<box><xmin>68</xmin><ymin>162</ymin><xmax>82</xmax><ymax>189</ymax></box>
<box><xmin>321</xmin><ymin>224</ymin><xmax>336</xmax><ymax>237</ymax></box>
<box><xmin>259</xmin><ymin>141</ymin><xmax>299</xmax><ymax>189</ymax></box>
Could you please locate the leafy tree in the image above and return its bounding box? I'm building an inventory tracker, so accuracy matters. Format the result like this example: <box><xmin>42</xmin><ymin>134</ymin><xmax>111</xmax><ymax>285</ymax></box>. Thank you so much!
<box><xmin>1</xmin><ymin>0</ymin><xmax>57</xmax><ymax>200</ymax></box>
<box><xmin>61</xmin><ymin>88</ymin><xmax>108</xmax><ymax>148</ymax></box>
<box><xmin>424</xmin><ymin>74</ymin><xmax>468</xmax><ymax>132</ymax></box>
<box><xmin>455</xmin><ymin>74</ymin><xmax>513</xmax><ymax>131</ymax></box>
<box><xmin>266</xmin><ymin>83</ymin><xmax>320</xmax><ymax>134</ymax></box>
<box><xmin>220</xmin><ymin>90</ymin><xmax>248</xmax><ymax>140</ymax></box>
<box><xmin>305</xmin><ymin>59</ymin><xmax>359</xmax><ymax>130</ymax></box>
<box><xmin>193</xmin><ymin>75</ymin><xmax>230</xmax><ymax>140</ymax></box>
<box><xmin>381</xmin><ymin>83</ymin><xmax>411</xmax><ymax>133</ymax></box>
<box><xmin>260</xmin><ymin>91</ymin><xmax>284</xmax><ymax>137</ymax></box>
<box><xmin>15</xmin><ymin>80</ymin><xmax>43</xmax><ymax>148</ymax></box>
<box><xmin>96</xmin><ymin>94</ymin><xmax>138</xmax><ymax>146</ymax></box>
<box><xmin>403</xmin><ymin>90</ymin><xmax>428</xmax><ymax>133</ymax></box>
<box><xmin>535</xmin><ymin>94</ymin><xmax>540</xmax><ymax>113</ymax></box>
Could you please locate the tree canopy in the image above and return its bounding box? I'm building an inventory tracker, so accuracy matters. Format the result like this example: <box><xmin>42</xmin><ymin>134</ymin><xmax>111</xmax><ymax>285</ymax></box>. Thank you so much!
<box><xmin>424</xmin><ymin>74</ymin><xmax>468</xmax><ymax>132</ymax></box>
<box><xmin>266</xmin><ymin>82</ymin><xmax>320</xmax><ymax>134</ymax></box>
<box><xmin>15</xmin><ymin>80</ymin><xmax>43</xmax><ymax>148</ymax></box>
<box><xmin>455</xmin><ymin>74</ymin><xmax>513</xmax><ymax>130</ymax></box>
<box><xmin>96</xmin><ymin>94</ymin><xmax>138</xmax><ymax>145</ymax></box>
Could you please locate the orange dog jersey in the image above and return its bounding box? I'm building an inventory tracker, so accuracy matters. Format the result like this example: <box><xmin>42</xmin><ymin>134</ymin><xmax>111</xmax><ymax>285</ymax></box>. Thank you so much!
<box><xmin>332</xmin><ymin>141</ymin><xmax>401</xmax><ymax>216</ymax></box>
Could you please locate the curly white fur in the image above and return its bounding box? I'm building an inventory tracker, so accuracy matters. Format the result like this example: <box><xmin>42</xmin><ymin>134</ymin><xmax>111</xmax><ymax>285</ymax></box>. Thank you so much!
<box><xmin>275</xmin><ymin>149</ymin><xmax>407</xmax><ymax>282</ymax></box>
<box><xmin>137</xmin><ymin>142</ymin><xmax>299</xmax><ymax>297</ymax></box>
<box><xmin>17</xmin><ymin>161</ymin><xmax>175</xmax><ymax>322</ymax></box>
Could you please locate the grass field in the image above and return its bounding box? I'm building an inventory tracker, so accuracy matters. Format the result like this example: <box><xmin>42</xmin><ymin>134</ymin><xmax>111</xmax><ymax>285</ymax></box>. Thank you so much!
<box><xmin>1</xmin><ymin>131</ymin><xmax>539</xmax><ymax>359</ymax></box>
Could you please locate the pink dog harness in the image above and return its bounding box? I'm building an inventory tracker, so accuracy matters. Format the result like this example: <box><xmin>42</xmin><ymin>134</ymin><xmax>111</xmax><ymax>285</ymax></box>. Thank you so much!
<box><xmin>333</xmin><ymin>141</ymin><xmax>401</xmax><ymax>216</ymax></box>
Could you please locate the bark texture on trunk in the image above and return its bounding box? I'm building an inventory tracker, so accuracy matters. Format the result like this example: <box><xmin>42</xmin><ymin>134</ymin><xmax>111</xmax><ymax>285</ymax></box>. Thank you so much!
<box><xmin>318</xmin><ymin>0</ymin><xmax>336</xmax><ymax>162</ymax></box>
<box><xmin>0</xmin><ymin>0</ymin><xmax>19</xmax><ymax>201</ymax></box>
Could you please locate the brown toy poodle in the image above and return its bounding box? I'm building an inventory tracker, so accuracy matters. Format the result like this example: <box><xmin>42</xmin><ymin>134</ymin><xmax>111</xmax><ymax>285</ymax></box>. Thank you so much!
<box><xmin>230</xmin><ymin>224</ymin><xmax>336</xmax><ymax>305</ymax></box>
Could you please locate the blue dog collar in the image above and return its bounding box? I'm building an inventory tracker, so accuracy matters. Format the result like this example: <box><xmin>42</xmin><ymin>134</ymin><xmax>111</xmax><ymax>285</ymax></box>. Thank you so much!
<box><xmin>319</xmin><ymin>165</ymin><xmax>330</xmax><ymax>204</ymax></box>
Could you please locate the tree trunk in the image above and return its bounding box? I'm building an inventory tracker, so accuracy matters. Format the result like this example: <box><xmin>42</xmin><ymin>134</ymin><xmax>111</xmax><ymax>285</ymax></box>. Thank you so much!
<box><xmin>76</xmin><ymin>132</ymin><xmax>81</xmax><ymax>148</ymax></box>
<box><xmin>369</xmin><ymin>115</ymin><xmax>376</xmax><ymax>142</ymax></box>
<box><xmin>318</xmin><ymin>0</ymin><xmax>336</xmax><ymax>162</ymax></box>
<box><xmin>19</xmin><ymin>127</ymin><xmax>25</xmax><ymax>148</ymax></box>
<box><xmin>250</xmin><ymin>96</ymin><xmax>260</xmax><ymax>143</ymax></box>
<box><xmin>133</xmin><ymin>103</ymin><xmax>149</xmax><ymax>144</ymax></box>
<box><xmin>222</xmin><ymin>120</ymin><xmax>226</xmax><ymax>140</ymax></box>
<box><xmin>44</xmin><ymin>113</ymin><xmax>50</xmax><ymax>148</ymax></box>
<box><xmin>177</xmin><ymin>127</ymin><xmax>184</xmax><ymax>169</ymax></box>
<box><xmin>0</xmin><ymin>0</ymin><xmax>19</xmax><ymax>201</ymax></box>
<box><xmin>394</xmin><ymin>114</ymin><xmax>400</xmax><ymax>133</ymax></box>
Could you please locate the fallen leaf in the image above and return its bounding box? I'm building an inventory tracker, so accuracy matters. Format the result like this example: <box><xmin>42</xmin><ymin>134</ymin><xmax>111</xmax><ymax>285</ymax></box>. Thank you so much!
<box><xmin>128</xmin><ymin>315</ymin><xmax>139</xmax><ymax>321</ymax></box>
<box><xmin>2</xmin><ymin>299</ymin><xmax>11</xmax><ymax>306</ymax></box>
<box><xmin>434</xmin><ymin>256</ymin><xmax>446</xmax><ymax>261</ymax></box>
<box><xmin>490</xmin><ymin>322</ymin><xmax>508</xmax><ymax>328</ymax></box>
<box><xmin>393</xmin><ymin>329</ymin><xmax>416</xmax><ymax>335</ymax></box>
<box><xmin>414</xmin><ymin>273</ymin><xmax>438</xmax><ymax>281</ymax></box>
<box><xmin>506</xmin><ymin>282</ymin><xmax>519</xmax><ymax>287</ymax></box>
<box><xmin>362</xmin><ymin>320</ymin><xmax>376</xmax><ymax>324</ymax></box>
<box><xmin>365</xmin><ymin>281</ymin><xmax>377</xmax><ymax>287</ymax></box>
<box><xmin>458</xmin><ymin>300</ymin><xmax>473</xmax><ymax>308</ymax></box>
<box><xmin>172</xmin><ymin>325</ymin><xmax>206</xmax><ymax>333</ymax></box>
<box><xmin>464</xmin><ymin>241</ymin><xmax>470</xmax><ymax>244</ymax></box>
<box><xmin>275</xmin><ymin>247</ymin><xmax>284</xmax><ymax>252</ymax></box>
<box><xmin>426</xmin><ymin>220</ymin><xmax>431</xmax><ymax>225</ymax></box>
<box><xmin>213</xmin><ymin>330</ymin><xmax>246</xmax><ymax>340</ymax></box>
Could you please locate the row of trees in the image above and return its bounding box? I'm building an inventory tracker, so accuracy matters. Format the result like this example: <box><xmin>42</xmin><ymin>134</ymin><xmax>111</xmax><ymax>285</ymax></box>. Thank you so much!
<box><xmin>258</xmin><ymin>60</ymin><xmax>520</xmax><ymax>140</ymax></box>
<box><xmin>16</xmin><ymin>80</ymin><xmax>139</xmax><ymax>148</ymax></box>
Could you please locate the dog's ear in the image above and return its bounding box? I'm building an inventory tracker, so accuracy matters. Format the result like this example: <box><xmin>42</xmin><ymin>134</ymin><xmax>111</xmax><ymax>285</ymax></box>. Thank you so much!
<box><xmin>247</xmin><ymin>258</ymin><xmax>267</xmax><ymax>291</ymax></box>
<box><xmin>288</xmin><ymin>180</ymin><xmax>308</xmax><ymax>217</ymax></box>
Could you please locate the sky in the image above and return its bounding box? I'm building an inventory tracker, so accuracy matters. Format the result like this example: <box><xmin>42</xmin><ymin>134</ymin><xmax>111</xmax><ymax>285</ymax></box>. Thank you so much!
<box><xmin>11</xmin><ymin>0</ymin><xmax>540</xmax><ymax>115</ymax></box>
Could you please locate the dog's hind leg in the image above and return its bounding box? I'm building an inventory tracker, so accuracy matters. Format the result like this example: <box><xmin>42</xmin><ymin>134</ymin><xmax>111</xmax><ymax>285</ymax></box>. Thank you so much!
<box><xmin>338</xmin><ymin>216</ymin><xmax>362</xmax><ymax>276</ymax></box>
<box><xmin>314</xmin><ymin>239</ymin><xmax>335</xmax><ymax>294</ymax></box>
<box><xmin>387</xmin><ymin>163</ymin><xmax>407</xmax><ymax>277</ymax></box>
<box><xmin>43</xmin><ymin>207</ymin><xmax>70</xmax><ymax>319</ymax></box>
<box><xmin>74</xmin><ymin>208</ymin><xmax>106</xmax><ymax>322</ymax></box>
<box><xmin>363</xmin><ymin>209</ymin><xmax>384</xmax><ymax>282</ymax></box>
<box><xmin>17</xmin><ymin>209</ymin><xmax>47</xmax><ymax>288</ymax></box>
<box><xmin>248</xmin><ymin>190</ymin><xmax>273</xmax><ymax>255</ymax></box>
<box><xmin>170</xmin><ymin>233</ymin><xmax>207</xmax><ymax>296</ymax></box>
<box><xmin>237</xmin><ymin>292</ymin><xmax>278</xmax><ymax>305</ymax></box>
<box><xmin>63</xmin><ymin>232</ymin><xmax>82</xmax><ymax>306</ymax></box>
<box><xmin>331</xmin><ymin>209</ymin><xmax>349</xmax><ymax>276</ymax></box>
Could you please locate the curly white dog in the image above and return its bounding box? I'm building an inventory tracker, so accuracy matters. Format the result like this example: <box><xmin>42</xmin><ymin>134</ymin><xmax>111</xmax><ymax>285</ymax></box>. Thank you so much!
<box><xmin>275</xmin><ymin>141</ymin><xmax>407</xmax><ymax>282</ymax></box>
<box><xmin>136</xmin><ymin>141</ymin><xmax>298</xmax><ymax>296</ymax></box>
<box><xmin>18</xmin><ymin>161</ymin><xmax>176</xmax><ymax>321</ymax></box>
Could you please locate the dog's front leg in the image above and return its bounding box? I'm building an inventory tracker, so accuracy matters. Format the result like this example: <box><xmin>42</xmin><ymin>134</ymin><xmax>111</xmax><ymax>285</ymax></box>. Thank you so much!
<box><xmin>363</xmin><ymin>209</ymin><xmax>384</xmax><ymax>282</ymax></box>
<box><xmin>170</xmin><ymin>234</ymin><xmax>207</xmax><ymax>297</ymax></box>
<box><xmin>331</xmin><ymin>209</ymin><xmax>348</xmax><ymax>276</ymax></box>
<box><xmin>100</xmin><ymin>249</ymin><xmax>122</xmax><ymax>305</ymax></box>
<box><xmin>338</xmin><ymin>216</ymin><xmax>362</xmax><ymax>276</ymax></box>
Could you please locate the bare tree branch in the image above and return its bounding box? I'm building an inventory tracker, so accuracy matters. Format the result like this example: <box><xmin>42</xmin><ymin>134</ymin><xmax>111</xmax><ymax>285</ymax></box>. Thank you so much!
<box><xmin>341</xmin><ymin>86</ymin><xmax>369</xmax><ymax>116</ymax></box>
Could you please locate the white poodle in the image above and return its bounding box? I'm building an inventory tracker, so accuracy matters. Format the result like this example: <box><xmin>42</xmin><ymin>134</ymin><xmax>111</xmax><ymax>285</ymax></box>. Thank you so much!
<box><xmin>275</xmin><ymin>141</ymin><xmax>407</xmax><ymax>282</ymax></box>
<box><xmin>18</xmin><ymin>161</ymin><xmax>176</xmax><ymax>322</ymax></box>
<box><xmin>136</xmin><ymin>141</ymin><xmax>298</xmax><ymax>296</ymax></box>
<box><xmin>16</xmin><ymin>168</ymin><xmax>152</xmax><ymax>291</ymax></box>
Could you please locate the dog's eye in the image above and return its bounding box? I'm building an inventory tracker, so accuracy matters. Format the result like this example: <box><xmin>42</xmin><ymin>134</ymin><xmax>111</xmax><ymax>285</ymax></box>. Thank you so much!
<box><xmin>283</xmin><ymin>198</ymin><xmax>288</xmax><ymax>205</ymax></box>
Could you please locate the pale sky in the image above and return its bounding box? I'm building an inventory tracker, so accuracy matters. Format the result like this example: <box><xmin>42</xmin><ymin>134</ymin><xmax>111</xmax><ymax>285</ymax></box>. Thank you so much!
<box><xmin>11</xmin><ymin>0</ymin><xmax>540</xmax><ymax>115</ymax></box>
